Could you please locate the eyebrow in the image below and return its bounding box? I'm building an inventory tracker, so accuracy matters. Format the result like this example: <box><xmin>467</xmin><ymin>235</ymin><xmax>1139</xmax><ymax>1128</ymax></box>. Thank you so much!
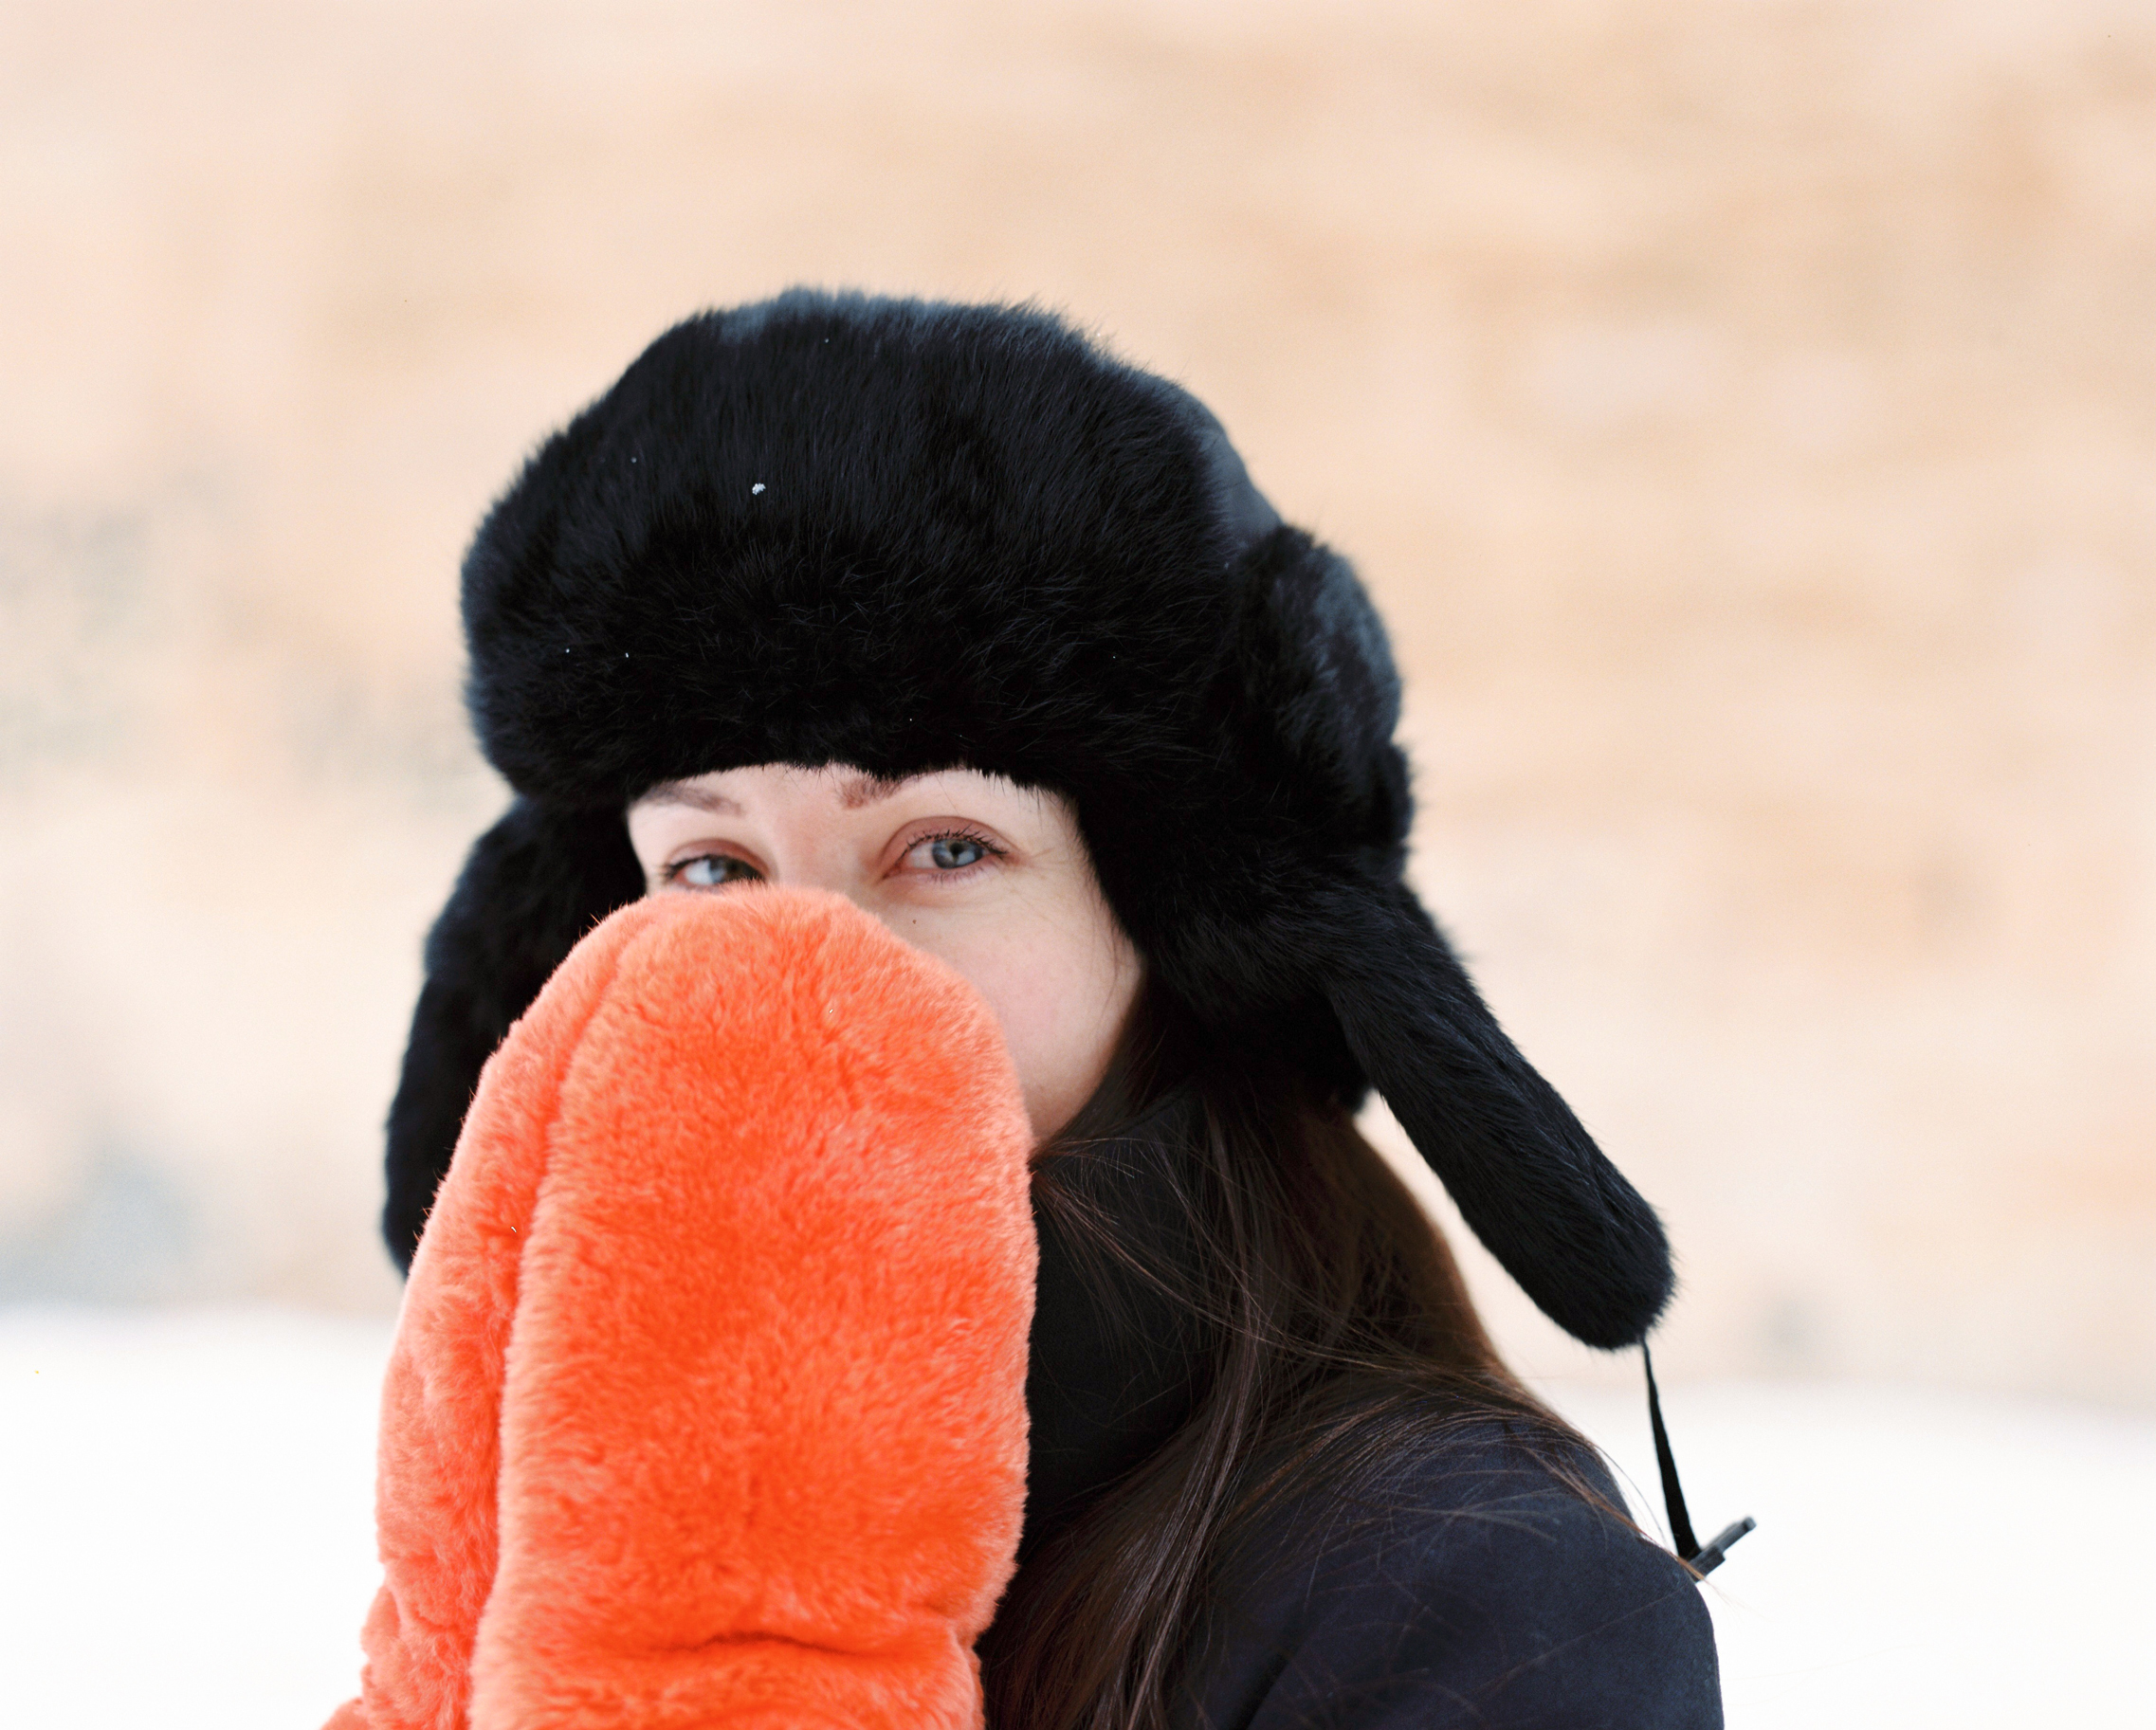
<box><xmin>838</xmin><ymin>772</ymin><xmax>924</xmax><ymax>810</ymax></box>
<box><xmin>634</xmin><ymin>781</ymin><xmax>744</xmax><ymax>816</ymax></box>
<box><xmin>633</xmin><ymin>771</ymin><xmax>930</xmax><ymax>816</ymax></box>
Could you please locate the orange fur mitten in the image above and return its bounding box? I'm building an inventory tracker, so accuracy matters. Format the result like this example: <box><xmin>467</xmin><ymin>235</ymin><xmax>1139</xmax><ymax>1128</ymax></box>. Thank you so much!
<box><xmin>325</xmin><ymin>887</ymin><xmax>1037</xmax><ymax>1730</ymax></box>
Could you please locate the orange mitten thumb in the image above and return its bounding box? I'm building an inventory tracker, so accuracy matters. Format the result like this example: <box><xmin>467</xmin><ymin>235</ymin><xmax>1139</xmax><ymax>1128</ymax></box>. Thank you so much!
<box><xmin>327</xmin><ymin>887</ymin><xmax>1037</xmax><ymax>1730</ymax></box>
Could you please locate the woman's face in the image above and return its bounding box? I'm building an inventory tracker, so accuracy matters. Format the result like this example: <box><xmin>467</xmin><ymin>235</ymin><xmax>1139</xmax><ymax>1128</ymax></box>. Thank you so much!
<box><xmin>626</xmin><ymin>763</ymin><xmax>1142</xmax><ymax>1142</ymax></box>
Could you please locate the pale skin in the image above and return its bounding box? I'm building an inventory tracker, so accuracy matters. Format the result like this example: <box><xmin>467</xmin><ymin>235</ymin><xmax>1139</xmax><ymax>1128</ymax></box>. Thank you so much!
<box><xmin>626</xmin><ymin>763</ymin><xmax>1143</xmax><ymax>1142</ymax></box>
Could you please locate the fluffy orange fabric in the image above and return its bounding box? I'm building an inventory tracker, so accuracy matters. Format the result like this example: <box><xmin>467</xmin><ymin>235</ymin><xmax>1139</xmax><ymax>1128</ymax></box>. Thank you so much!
<box><xmin>326</xmin><ymin>888</ymin><xmax>1037</xmax><ymax>1730</ymax></box>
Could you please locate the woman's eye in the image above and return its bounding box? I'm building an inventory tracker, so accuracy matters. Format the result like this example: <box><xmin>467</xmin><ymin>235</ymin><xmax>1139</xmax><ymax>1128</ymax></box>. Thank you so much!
<box><xmin>670</xmin><ymin>853</ymin><xmax>761</xmax><ymax>888</ymax></box>
<box><xmin>905</xmin><ymin>831</ymin><xmax>1001</xmax><ymax>873</ymax></box>
<box><xmin>928</xmin><ymin>835</ymin><xmax>986</xmax><ymax>870</ymax></box>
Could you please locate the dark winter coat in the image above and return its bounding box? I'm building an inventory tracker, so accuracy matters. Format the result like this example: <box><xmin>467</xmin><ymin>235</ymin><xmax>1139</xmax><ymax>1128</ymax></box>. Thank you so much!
<box><xmin>1014</xmin><ymin>1125</ymin><xmax>1724</xmax><ymax>1729</ymax></box>
<box><xmin>1175</xmin><ymin>1437</ymin><xmax>1723</xmax><ymax>1729</ymax></box>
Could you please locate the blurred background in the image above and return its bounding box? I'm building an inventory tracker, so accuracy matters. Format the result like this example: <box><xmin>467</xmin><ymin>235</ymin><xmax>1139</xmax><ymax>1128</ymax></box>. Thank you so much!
<box><xmin>2</xmin><ymin>1</ymin><xmax>2152</xmax><ymax>1722</ymax></box>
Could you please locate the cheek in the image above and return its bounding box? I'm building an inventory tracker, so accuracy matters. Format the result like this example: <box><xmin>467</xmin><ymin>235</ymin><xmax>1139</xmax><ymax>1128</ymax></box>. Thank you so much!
<box><xmin>920</xmin><ymin>920</ymin><xmax>1132</xmax><ymax>1138</ymax></box>
<box><xmin>978</xmin><ymin>965</ymin><xmax>1077</xmax><ymax>1085</ymax></box>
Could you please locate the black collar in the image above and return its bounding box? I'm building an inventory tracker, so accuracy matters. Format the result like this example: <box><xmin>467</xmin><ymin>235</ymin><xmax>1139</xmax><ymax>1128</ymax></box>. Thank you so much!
<box><xmin>1019</xmin><ymin>1104</ymin><xmax>1212</xmax><ymax>1559</ymax></box>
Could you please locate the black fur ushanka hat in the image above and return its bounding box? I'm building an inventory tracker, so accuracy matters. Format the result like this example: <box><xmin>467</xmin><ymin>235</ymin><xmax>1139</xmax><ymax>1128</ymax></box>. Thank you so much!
<box><xmin>388</xmin><ymin>289</ymin><xmax>1673</xmax><ymax>1351</ymax></box>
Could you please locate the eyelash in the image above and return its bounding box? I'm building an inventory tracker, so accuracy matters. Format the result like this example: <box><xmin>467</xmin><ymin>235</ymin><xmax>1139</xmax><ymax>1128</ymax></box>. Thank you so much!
<box><xmin>661</xmin><ymin>851</ymin><xmax>759</xmax><ymax>887</ymax></box>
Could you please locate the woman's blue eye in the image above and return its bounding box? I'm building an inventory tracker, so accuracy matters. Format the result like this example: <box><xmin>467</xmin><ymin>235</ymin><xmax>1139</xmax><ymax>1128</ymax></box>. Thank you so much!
<box><xmin>674</xmin><ymin>854</ymin><xmax>760</xmax><ymax>887</ymax></box>
<box><xmin>927</xmin><ymin>835</ymin><xmax>987</xmax><ymax>869</ymax></box>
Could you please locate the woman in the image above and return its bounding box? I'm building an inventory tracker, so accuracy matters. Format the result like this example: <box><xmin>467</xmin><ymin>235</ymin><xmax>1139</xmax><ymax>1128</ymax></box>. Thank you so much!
<box><xmin>387</xmin><ymin>291</ymin><xmax>1724</xmax><ymax>1726</ymax></box>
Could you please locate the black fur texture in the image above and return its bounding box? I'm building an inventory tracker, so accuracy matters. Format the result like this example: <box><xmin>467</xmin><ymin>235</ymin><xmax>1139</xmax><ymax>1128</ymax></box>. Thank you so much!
<box><xmin>383</xmin><ymin>800</ymin><xmax>645</xmax><ymax>1265</ymax></box>
<box><xmin>386</xmin><ymin>290</ymin><xmax>1672</xmax><ymax>1347</ymax></box>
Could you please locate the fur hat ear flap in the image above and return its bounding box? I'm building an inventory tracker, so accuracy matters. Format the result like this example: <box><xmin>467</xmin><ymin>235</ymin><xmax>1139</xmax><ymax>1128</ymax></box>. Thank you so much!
<box><xmin>1321</xmin><ymin>880</ymin><xmax>1674</xmax><ymax>1350</ymax></box>
<box><xmin>383</xmin><ymin>799</ymin><xmax>646</xmax><ymax>1270</ymax></box>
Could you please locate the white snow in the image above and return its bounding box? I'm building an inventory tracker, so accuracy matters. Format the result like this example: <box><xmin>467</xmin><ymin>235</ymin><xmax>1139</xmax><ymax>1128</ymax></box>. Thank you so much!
<box><xmin>1540</xmin><ymin>1376</ymin><xmax>2156</xmax><ymax>1727</ymax></box>
<box><xmin>1</xmin><ymin>1307</ymin><xmax>387</xmax><ymax>1729</ymax></box>
<box><xmin>1</xmin><ymin>1305</ymin><xmax>2149</xmax><ymax>1728</ymax></box>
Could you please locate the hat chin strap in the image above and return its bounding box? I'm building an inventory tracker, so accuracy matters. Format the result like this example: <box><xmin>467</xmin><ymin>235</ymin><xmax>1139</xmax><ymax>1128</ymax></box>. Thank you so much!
<box><xmin>1644</xmin><ymin>1341</ymin><xmax>1755</xmax><ymax>1577</ymax></box>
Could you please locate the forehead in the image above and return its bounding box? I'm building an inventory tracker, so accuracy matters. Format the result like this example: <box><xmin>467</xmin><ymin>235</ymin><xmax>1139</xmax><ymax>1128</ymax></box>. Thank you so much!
<box><xmin>630</xmin><ymin>763</ymin><xmax>1048</xmax><ymax>819</ymax></box>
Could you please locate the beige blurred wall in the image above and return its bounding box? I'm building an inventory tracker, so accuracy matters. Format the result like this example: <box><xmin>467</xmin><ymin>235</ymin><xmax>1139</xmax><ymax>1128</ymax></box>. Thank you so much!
<box><xmin>2</xmin><ymin>0</ymin><xmax>2150</xmax><ymax>1403</ymax></box>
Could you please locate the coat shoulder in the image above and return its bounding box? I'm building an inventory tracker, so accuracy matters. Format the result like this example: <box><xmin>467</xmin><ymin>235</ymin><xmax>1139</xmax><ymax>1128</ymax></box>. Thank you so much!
<box><xmin>1179</xmin><ymin>1419</ymin><xmax>1724</xmax><ymax>1730</ymax></box>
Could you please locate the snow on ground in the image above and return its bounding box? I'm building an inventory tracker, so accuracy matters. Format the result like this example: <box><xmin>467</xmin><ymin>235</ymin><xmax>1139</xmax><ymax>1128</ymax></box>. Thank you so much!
<box><xmin>2</xmin><ymin>1305</ymin><xmax>2150</xmax><ymax>1728</ymax></box>
<box><xmin>1543</xmin><ymin>1375</ymin><xmax>2156</xmax><ymax>1726</ymax></box>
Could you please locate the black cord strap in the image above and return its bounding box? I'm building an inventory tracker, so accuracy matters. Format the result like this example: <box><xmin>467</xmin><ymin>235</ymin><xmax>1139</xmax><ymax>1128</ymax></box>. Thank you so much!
<box><xmin>1643</xmin><ymin>1342</ymin><xmax>1755</xmax><ymax>1577</ymax></box>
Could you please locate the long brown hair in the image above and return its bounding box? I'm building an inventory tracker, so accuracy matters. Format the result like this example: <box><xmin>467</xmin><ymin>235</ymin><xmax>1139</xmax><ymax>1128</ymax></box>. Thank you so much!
<box><xmin>977</xmin><ymin>979</ymin><xmax>1609</xmax><ymax>1730</ymax></box>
